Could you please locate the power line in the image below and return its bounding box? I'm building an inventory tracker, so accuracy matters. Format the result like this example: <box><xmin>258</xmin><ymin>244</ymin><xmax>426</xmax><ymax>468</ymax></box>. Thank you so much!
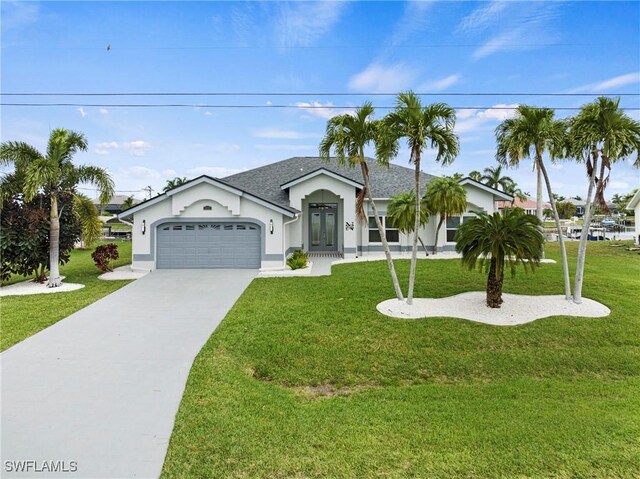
<box><xmin>3</xmin><ymin>92</ymin><xmax>639</xmax><ymax>97</ymax></box>
<box><xmin>2</xmin><ymin>103</ymin><xmax>639</xmax><ymax>111</ymax></box>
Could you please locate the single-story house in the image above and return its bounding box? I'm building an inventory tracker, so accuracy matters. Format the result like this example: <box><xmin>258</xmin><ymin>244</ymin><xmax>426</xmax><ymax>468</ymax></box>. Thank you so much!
<box><xmin>119</xmin><ymin>157</ymin><xmax>512</xmax><ymax>270</ymax></box>
<box><xmin>626</xmin><ymin>189</ymin><xmax>640</xmax><ymax>245</ymax></box>
<box><xmin>93</xmin><ymin>194</ymin><xmax>140</xmax><ymax>215</ymax></box>
<box><xmin>497</xmin><ymin>197</ymin><xmax>550</xmax><ymax>217</ymax></box>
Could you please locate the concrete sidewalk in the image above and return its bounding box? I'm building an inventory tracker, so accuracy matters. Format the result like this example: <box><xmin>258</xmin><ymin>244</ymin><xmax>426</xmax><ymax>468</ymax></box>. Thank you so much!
<box><xmin>1</xmin><ymin>269</ymin><xmax>255</xmax><ymax>478</ymax></box>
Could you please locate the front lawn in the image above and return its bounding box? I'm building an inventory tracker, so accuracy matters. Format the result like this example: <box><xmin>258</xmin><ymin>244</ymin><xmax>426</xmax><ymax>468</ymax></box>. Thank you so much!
<box><xmin>0</xmin><ymin>241</ymin><xmax>133</xmax><ymax>351</ymax></box>
<box><xmin>162</xmin><ymin>242</ymin><xmax>640</xmax><ymax>478</ymax></box>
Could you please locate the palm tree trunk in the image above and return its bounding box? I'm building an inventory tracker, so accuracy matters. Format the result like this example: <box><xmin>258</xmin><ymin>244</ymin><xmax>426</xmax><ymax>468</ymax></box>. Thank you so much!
<box><xmin>537</xmin><ymin>157</ymin><xmax>572</xmax><ymax>301</ymax></box>
<box><xmin>486</xmin><ymin>257</ymin><xmax>504</xmax><ymax>308</ymax></box>
<box><xmin>361</xmin><ymin>163</ymin><xmax>404</xmax><ymax>301</ymax></box>
<box><xmin>536</xmin><ymin>163</ymin><xmax>545</xmax><ymax>259</ymax></box>
<box><xmin>433</xmin><ymin>215</ymin><xmax>445</xmax><ymax>255</ymax></box>
<box><xmin>573</xmin><ymin>149</ymin><xmax>599</xmax><ymax>304</ymax></box>
<box><xmin>47</xmin><ymin>193</ymin><xmax>62</xmax><ymax>288</ymax></box>
<box><xmin>407</xmin><ymin>150</ymin><xmax>421</xmax><ymax>305</ymax></box>
<box><xmin>418</xmin><ymin>236</ymin><xmax>429</xmax><ymax>256</ymax></box>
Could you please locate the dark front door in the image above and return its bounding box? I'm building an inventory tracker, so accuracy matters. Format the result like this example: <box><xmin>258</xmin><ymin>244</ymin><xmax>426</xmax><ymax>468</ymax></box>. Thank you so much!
<box><xmin>309</xmin><ymin>204</ymin><xmax>338</xmax><ymax>252</ymax></box>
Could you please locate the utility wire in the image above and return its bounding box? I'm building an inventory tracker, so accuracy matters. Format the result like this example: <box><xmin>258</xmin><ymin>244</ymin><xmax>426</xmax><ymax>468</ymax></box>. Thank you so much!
<box><xmin>2</xmin><ymin>103</ymin><xmax>639</xmax><ymax>110</ymax></box>
<box><xmin>3</xmin><ymin>92</ymin><xmax>639</xmax><ymax>97</ymax></box>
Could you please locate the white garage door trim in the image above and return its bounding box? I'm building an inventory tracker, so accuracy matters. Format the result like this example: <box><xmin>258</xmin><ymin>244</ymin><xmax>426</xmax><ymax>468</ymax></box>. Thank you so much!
<box><xmin>156</xmin><ymin>221</ymin><xmax>261</xmax><ymax>269</ymax></box>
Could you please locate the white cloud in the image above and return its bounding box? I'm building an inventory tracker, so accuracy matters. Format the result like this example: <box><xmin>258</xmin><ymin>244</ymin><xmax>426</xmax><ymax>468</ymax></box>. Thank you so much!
<box><xmin>94</xmin><ymin>149</ymin><xmax>109</xmax><ymax>156</ymax></box>
<box><xmin>348</xmin><ymin>63</ymin><xmax>418</xmax><ymax>93</ymax></box>
<box><xmin>120</xmin><ymin>166</ymin><xmax>161</xmax><ymax>180</ymax></box>
<box><xmin>388</xmin><ymin>1</ymin><xmax>434</xmax><ymax>47</ymax></box>
<box><xmin>457</xmin><ymin>1</ymin><xmax>509</xmax><ymax>33</ymax></box>
<box><xmin>567</xmin><ymin>72</ymin><xmax>640</xmax><ymax>94</ymax></box>
<box><xmin>471</xmin><ymin>4</ymin><xmax>560</xmax><ymax>59</ymax></box>
<box><xmin>186</xmin><ymin>166</ymin><xmax>246</xmax><ymax>178</ymax></box>
<box><xmin>294</xmin><ymin>101</ymin><xmax>351</xmax><ymax>120</ymax></box>
<box><xmin>275</xmin><ymin>1</ymin><xmax>346</xmax><ymax>48</ymax></box>
<box><xmin>99</xmin><ymin>108</ymin><xmax>109</xmax><ymax>115</ymax></box>
<box><xmin>203</xmin><ymin>111</ymin><xmax>213</xmax><ymax>116</ymax></box>
<box><xmin>162</xmin><ymin>169</ymin><xmax>177</xmax><ymax>178</ymax></box>
<box><xmin>123</xmin><ymin>140</ymin><xmax>152</xmax><ymax>157</ymax></box>
<box><xmin>419</xmin><ymin>74</ymin><xmax>461</xmax><ymax>92</ymax></box>
<box><xmin>1</xmin><ymin>1</ymin><xmax>39</xmax><ymax>31</ymax></box>
<box><xmin>96</xmin><ymin>141</ymin><xmax>119</xmax><ymax>149</ymax></box>
<box><xmin>77</xmin><ymin>107</ymin><xmax>87</xmax><ymax>118</ymax></box>
<box><xmin>455</xmin><ymin>104</ymin><xmax>519</xmax><ymax>134</ymax></box>
<box><xmin>253</xmin><ymin>128</ymin><xmax>320</xmax><ymax>140</ymax></box>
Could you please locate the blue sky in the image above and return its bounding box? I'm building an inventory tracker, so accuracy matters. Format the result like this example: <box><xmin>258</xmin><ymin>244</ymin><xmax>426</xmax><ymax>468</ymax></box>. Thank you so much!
<box><xmin>2</xmin><ymin>0</ymin><xmax>639</xmax><ymax>200</ymax></box>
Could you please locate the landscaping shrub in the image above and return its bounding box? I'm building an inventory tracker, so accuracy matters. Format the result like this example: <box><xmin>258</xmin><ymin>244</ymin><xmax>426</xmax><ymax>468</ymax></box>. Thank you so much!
<box><xmin>92</xmin><ymin>243</ymin><xmax>119</xmax><ymax>272</ymax></box>
<box><xmin>287</xmin><ymin>250</ymin><xmax>308</xmax><ymax>270</ymax></box>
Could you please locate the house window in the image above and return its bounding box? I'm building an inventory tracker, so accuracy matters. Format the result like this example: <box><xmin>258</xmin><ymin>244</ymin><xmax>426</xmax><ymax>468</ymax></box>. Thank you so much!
<box><xmin>368</xmin><ymin>216</ymin><xmax>399</xmax><ymax>243</ymax></box>
<box><xmin>446</xmin><ymin>215</ymin><xmax>476</xmax><ymax>242</ymax></box>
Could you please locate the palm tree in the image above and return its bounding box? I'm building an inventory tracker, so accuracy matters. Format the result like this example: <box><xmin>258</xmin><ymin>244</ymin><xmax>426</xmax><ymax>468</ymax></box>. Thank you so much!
<box><xmin>495</xmin><ymin>105</ymin><xmax>572</xmax><ymax>301</ymax></box>
<box><xmin>379</xmin><ymin>92</ymin><xmax>459</xmax><ymax>305</ymax></box>
<box><xmin>121</xmin><ymin>195</ymin><xmax>136</xmax><ymax>210</ymax></box>
<box><xmin>163</xmin><ymin>177</ymin><xmax>188</xmax><ymax>192</ymax></box>
<box><xmin>468</xmin><ymin>170</ymin><xmax>482</xmax><ymax>182</ymax></box>
<box><xmin>479</xmin><ymin>165</ymin><xmax>514</xmax><ymax>192</ymax></box>
<box><xmin>387</xmin><ymin>190</ymin><xmax>430</xmax><ymax>256</ymax></box>
<box><xmin>0</xmin><ymin>129</ymin><xmax>113</xmax><ymax>287</ymax></box>
<box><xmin>423</xmin><ymin>176</ymin><xmax>467</xmax><ymax>255</ymax></box>
<box><xmin>568</xmin><ymin>97</ymin><xmax>640</xmax><ymax>303</ymax></box>
<box><xmin>74</xmin><ymin>194</ymin><xmax>103</xmax><ymax>249</ymax></box>
<box><xmin>455</xmin><ymin>210</ymin><xmax>544</xmax><ymax>308</ymax></box>
<box><xmin>503</xmin><ymin>181</ymin><xmax>528</xmax><ymax>205</ymax></box>
<box><xmin>319</xmin><ymin>102</ymin><xmax>404</xmax><ymax>301</ymax></box>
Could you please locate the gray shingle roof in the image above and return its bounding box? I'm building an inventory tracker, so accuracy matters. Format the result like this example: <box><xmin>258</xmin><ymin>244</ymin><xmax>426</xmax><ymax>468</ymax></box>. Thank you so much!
<box><xmin>222</xmin><ymin>156</ymin><xmax>437</xmax><ymax>210</ymax></box>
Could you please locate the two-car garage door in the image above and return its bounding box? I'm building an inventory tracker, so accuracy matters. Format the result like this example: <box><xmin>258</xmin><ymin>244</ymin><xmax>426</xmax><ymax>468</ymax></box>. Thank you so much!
<box><xmin>157</xmin><ymin>222</ymin><xmax>261</xmax><ymax>269</ymax></box>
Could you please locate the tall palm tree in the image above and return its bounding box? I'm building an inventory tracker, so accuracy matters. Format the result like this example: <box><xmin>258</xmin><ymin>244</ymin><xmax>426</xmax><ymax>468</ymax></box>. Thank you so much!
<box><xmin>495</xmin><ymin>105</ymin><xmax>572</xmax><ymax>300</ymax></box>
<box><xmin>319</xmin><ymin>102</ymin><xmax>404</xmax><ymax>301</ymax></box>
<box><xmin>455</xmin><ymin>210</ymin><xmax>544</xmax><ymax>308</ymax></box>
<box><xmin>387</xmin><ymin>190</ymin><xmax>430</xmax><ymax>256</ymax></box>
<box><xmin>468</xmin><ymin>170</ymin><xmax>482</xmax><ymax>182</ymax></box>
<box><xmin>479</xmin><ymin>165</ymin><xmax>514</xmax><ymax>192</ymax></box>
<box><xmin>379</xmin><ymin>92</ymin><xmax>459</xmax><ymax>305</ymax></box>
<box><xmin>0</xmin><ymin>129</ymin><xmax>114</xmax><ymax>287</ymax></box>
<box><xmin>569</xmin><ymin>97</ymin><xmax>640</xmax><ymax>303</ymax></box>
<box><xmin>423</xmin><ymin>176</ymin><xmax>467</xmax><ymax>255</ymax></box>
<box><xmin>74</xmin><ymin>193</ymin><xmax>103</xmax><ymax>249</ymax></box>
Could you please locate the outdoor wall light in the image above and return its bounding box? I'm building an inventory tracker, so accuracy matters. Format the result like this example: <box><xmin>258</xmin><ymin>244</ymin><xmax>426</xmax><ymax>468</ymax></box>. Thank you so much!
<box><xmin>141</xmin><ymin>220</ymin><xmax>146</xmax><ymax>235</ymax></box>
<box><xmin>269</xmin><ymin>219</ymin><xmax>274</xmax><ymax>235</ymax></box>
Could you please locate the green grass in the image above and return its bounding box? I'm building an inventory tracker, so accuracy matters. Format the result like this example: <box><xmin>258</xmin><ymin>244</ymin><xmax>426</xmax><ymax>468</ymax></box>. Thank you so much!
<box><xmin>162</xmin><ymin>242</ymin><xmax>640</xmax><ymax>478</ymax></box>
<box><xmin>0</xmin><ymin>241</ymin><xmax>133</xmax><ymax>351</ymax></box>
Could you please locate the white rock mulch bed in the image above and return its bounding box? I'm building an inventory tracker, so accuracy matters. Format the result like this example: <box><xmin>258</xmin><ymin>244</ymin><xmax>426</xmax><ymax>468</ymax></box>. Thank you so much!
<box><xmin>0</xmin><ymin>276</ymin><xmax>84</xmax><ymax>297</ymax></box>
<box><xmin>258</xmin><ymin>262</ymin><xmax>314</xmax><ymax>277</ymax></box>
<box><xmin>334</xmin><ymin>254</ymin><xmax>556</xmax><ymax>265</ymax></box>
<box><xmin>377</xmin><ymin>292</ymin><xmax>610</xmax><ymax>326</ymax></box>
<box><xmin>98</xmin><ymin>265</ymin><xmax>149</xmax><ymax>281</ymax></box>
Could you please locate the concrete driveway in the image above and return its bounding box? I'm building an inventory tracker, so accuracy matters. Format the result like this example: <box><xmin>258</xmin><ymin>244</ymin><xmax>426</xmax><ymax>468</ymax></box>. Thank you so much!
<box><xmin>1</xmin><ymin>269</ymin><xmax>256</xmax><ymax>478</ymax></box>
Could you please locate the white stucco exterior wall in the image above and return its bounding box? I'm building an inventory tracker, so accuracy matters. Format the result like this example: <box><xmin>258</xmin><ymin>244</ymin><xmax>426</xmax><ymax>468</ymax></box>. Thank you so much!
<box><xmin>128</xmin><ymin>181</ymin><xmax>289</xmax><ymax>270</ymax></box>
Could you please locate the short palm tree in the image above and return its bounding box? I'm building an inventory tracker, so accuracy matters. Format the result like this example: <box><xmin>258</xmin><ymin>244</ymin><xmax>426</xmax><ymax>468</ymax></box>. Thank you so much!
<box><xmin>387</xmin><ymin>190</ymin><xmax>430</xmax><ymax>256</ymax></box>
<box><xmin>319</xmin><ymin>102</ymin><xmax>404</xmax><ymax>301</ymax></box>
<box><xmin>163</xmin><ymin>177</ymin><xmax>188</xmax><ymax>192</ymax></box>
<box><xmin>379</xmin><ymin>92</ymin><xmax>459</xmax><ymax>304</ymax></box>
<box><xmin>495</xmin><ymin>105</ymin><xmax>572</xmax><ymax>300</ymax></box>
<box><xmin>423</xmin><ymin>176</ymin><xmax>467</xmax><ymax>255</ymax></box>
<box><xmin>121</xmin><ymin>195</ymin><xmax>136</xmax><ymax>210</ymax></box>
<box><xmin>455</xmin><ymin>210</ymin><xmax>544</xmax><ymax>308</ymax></box>
<box><xmin>0</xmin><ymin>129</ymin><xmax>114</xmax><ymax>287</ymax></box>
<box><xmin>479</xmin><ymin>165</ymin><xmax>514</xmax><ymax>192</ymax></box>
<box><xmin>568</xmin><ymin>96</ymin><xmax>640</xmax><ymax>303</ymax></box>
<box><xmin>468</xmin><ymin>170</ymin><xmax>482</xmax><ymax>182</ymax></box>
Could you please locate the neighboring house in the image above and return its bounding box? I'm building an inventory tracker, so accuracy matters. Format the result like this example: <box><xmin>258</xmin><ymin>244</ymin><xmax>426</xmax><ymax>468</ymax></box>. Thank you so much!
<box><xmin>93</xmin><ymin>195</ymin><xmax>140</xmax><ymax>215</ymax></box>
<box><xmin>119</xmin><ymin>157</ymin><xmax>511</xmax><ymax>270</ymax></box>
<box><xmin>626</xmin><ymin>190</ymin><xmax>640</xmax><ymax>245</ymax></box>
<box><xmin>497</xmin><ymin>197</ymin><xmax>550</xmax><ymax>217</ymax></box>
<box><xmin>567</xmin><ymin>198</ymin><xmax>586</xmax><ymax>217</ymax></box>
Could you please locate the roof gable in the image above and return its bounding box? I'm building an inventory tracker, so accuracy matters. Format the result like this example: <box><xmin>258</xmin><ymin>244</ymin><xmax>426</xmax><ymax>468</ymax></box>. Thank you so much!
<box><xmin>459</xmin><ymin>177</ymin><xmax>513</xmax><ymax>201</ymax></box>
<box><xmin>280</xmin><ymin>168</ymin><xmax>363</xmax><ymax>190</ymax></box>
